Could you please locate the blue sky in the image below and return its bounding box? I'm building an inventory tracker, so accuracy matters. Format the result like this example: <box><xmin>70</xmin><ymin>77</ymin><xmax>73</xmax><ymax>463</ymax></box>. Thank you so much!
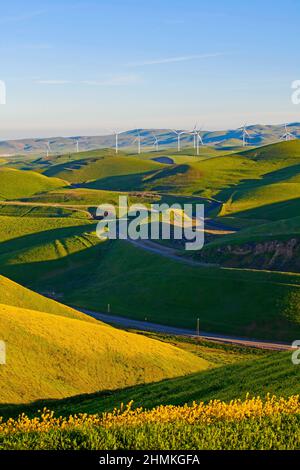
<box><xmin>0</xmin><ymin>0</ymin><xmax>299</xmax><ymax>139</ymax></box>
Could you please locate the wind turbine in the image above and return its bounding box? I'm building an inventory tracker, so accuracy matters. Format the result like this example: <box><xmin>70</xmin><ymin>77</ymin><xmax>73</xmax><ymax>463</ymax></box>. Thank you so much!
<box><xmin>189</xmin><ymin>125</ymin><xmax>204</xmax><ymax>155</ymax></box>
<box><xmin>280</xmin><ymin>123</ymin><xmax>295</xmax><ymax>141</ymax></box>
<box><xmin>133</xmin><ymin>130</ymin><xmax>141</xmax><ymax>155</ymax></box>
<box><xmin>114</xmin><ymin>130</ymin><xmax>121</xmax><ymax>154</ymax></box>
<box><xmin>192</xmin><ymin>125</ymin><xmax>197</xmax><ymax>149</ymax></box>
<box><xmin>152</xmin><ymin>133</ymin><xmax>159</xmax><ymax>151</ymax></box>
<box><xmin>195</xmin><ymin>130</ymin><xmax>204</xmax><ymax>155</ymax></box>
<box><xmin>170</xmin><ymin>129</ymin><xmax>186</xmax><ymax>152</ymax></box>
<box><xmin>190</xmin><ymin>123</ymin><xmax>199</xmax><ymax>149</ymax></box>
<box><xmin>240</xmin><ymin>124</ymin><xmax>250</xmax><ymax>147</ymax></box>
<box><xmin>76</xmin><ymin>140</ymin><xmax>79</xmax><ymax>153</ymax></box>
<box><xmin>46</xmin><ymin>141</ymin><xmax>51</xmax><ymax>158</ymax></box>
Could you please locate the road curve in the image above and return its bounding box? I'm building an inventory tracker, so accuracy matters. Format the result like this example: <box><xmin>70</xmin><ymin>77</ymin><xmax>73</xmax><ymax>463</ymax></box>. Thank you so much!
<box><xmin>125</xmin><ymin>238</ymin><xmax>217</xmax><ymax>267</ymax></box>
<box><xmin>77</xmin><ymin>307</ymin><xmax>292</xmax><ymax>351</ymax></box>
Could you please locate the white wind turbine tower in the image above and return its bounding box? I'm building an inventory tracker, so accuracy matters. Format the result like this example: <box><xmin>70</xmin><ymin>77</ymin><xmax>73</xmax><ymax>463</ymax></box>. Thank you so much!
<box><xmin>192</xmin><ymin>125</ymin><xmax>197</xmax><ymax>149</ymax></box>
<box><xmin>46</xmin><ymin>141</ymin><xmax>51</xmax><ymax>158</ymax></box>
<box><xmin>281</xmin><ymin>123</ymin><xmax>295</xmax><ymax>141</ymax></box>
<box><xmin>242</xmin><ymin>124</ymin><xmax>250</xmax><ymax>147</ymax></box>
<box><xmin>133</xmin><ymin>130</ymin><xmax>141</xmax><ymax>155</ymax></box>
<box><xmin>196</xmin><ymin>130</ymin><xmax>204</xmax><ymax>155</ymax></box>
<box><xmin>76</xmin><ymin>140</ymin><xmax>79</xmax><ymax>153</ymax></box>
<box><xmin>114</xmin><ymin>130</ymin><xmax>121</xmax><ymax>154</ymax></box>
<box><xmin>189</xmin><ymin>125</ymin><xmax>204</xmax><ymax>155</ymax></box>
<box><xmin>152</xmin><ymin>133</ymin><xmax>159</xmax><ymax>151</ymax></box>
<box><xmin>170</xmin><ymin>129</ymin><xmax>186</xmax><ymax>152</ymax></box>
<box><xmin>190</xmin><ymin>123</ymin><xmax>198</xmax><ymax>149</ymax></box>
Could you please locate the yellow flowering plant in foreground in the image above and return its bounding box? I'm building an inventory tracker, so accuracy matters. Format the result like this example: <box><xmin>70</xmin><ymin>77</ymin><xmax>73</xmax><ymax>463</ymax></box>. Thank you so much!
<box><xmin>1</xmin><ymin>394</ymin><xmax>300</xmax><ymax>435</ymax></box>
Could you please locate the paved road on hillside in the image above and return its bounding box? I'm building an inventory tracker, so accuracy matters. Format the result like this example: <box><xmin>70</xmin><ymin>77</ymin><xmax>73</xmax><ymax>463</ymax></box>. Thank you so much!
<box><xmin>126</xmin><ymin>238</ymin><xmax>218</xmax><ymax>267</ymax></box>
<box><xmin>10</xmin><ymin>198</ymin><xmax>292</xmax><ymax>352</ymax></box>
<box><xmin>77</xmin><ymin>307</ymin><xmax>292</xmax><ymax>351</ymax></box>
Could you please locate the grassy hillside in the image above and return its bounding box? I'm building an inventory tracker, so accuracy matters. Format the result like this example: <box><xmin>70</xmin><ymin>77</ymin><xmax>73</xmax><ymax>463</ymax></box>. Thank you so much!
<box><xmin>220</xmin><ymin>198</ymin><xmax>300</xmax><ymax>222</ymax></box>
<box><xmin>39</xmin><ymin>141</ymin><xmax>300</xmax><ymax>197</ymax></box>
<box><xmin>21</xmin><ymin>187</ymin><xmax>161</xmax><ymax>207</ymax></box>
<box><xmin>0</xmin><ymin>302</ymin><xmax>207</xmax><ymax>404</ymax></box>
<box><xmin>0</xmin><ymin>204</ymin><xmax>90</xmax><ymax>219</ymax></box>
<box><xmin>240</xmin><ymin>139</ymin><xmax>300</xmax><ymax>162</ymax></box>
<box><xmin>0</xmin><ymin>220</ymin><xmax>100</xmax><ymax>286</ymax></box>
<box><xmin>0</xmin><ymin>275</ymin><xmax>95</xmax><ymax>322</ymax></box>
<box><xmin>60</xmin><ymin>242</ymin><xmax>300</xmax><ymax>341</ymax></box>
<box><xmin>0</xmin><ymin>168</ymin><xmax>67</xmax><ymax>200</ymax></box>
<box><xmin>0</xmin><ymin>214</ymin><xmax>95</xmax><ymax>244</ymax></box>
<box><xmin>0</xmin><ymin>350</ymin><xmax>296</xmax><ymax>419</ymax></box>
<box><xmin>43</xmin><ymin>154</ymin><xmax>164</xmax><ymax>185</ymax></box>
<box><xmin>204</xmin><ymin>216</ymin><xmax>300</xmax><ymax>248</ymax></box>
<box><xmin>21</xmin><ymin>188</ymin><xmax>208</xmax><ymax>212</ymax></box>
<box><xmin>195</xmin><ymin>216</ymin><xmax>300</xmax><ymax>271</ymax></box>
<box><xmin>216</xmin><ymin>141</ymin><xmax>300</xmax><ymax>219</ymax></box>
<box><xmin>2</xmin><ymin>233</ymin><xmax>300</xmax><ymax>340</ymax></box>
<box><xmin>135</xmin><ymin>141</ymin><xmax>300</xmax><ymax>199</ymax></box>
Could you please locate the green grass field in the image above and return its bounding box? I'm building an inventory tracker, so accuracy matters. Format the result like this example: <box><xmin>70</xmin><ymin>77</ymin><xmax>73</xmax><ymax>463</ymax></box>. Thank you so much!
<box><xmin>0</xmin><ymin>347</ymin><xmax>294</xmax><ymax>419</ymax></box>
<box><xmin>204</xmin><ymin>216</ymin><xmax>300</xmax><ymax>247</ymax></box>
<box><xmin>0</xmin><ymin>276</ymin><xmax>206</xmax><ymax>405</ymax></box>
<box><xmin>1</xmin><ymin>139</ymin><xmax>300</xmax><ymax>450</ymax></box>
<box><xmin>138</xmin><ymin>140</ymin><xmax>300</xmax><ymax>199</ymax></box>
<box><xmin>0</xmin><ymin>204</ymin><xmax>90</xmax><ymax>219</ymax></box>
<box><xmin>20</xmin><ymin>187</ymin><xmax>163</xmax><ymax>208</ymax></box>
<box><xmin>2</xmin><ymin>228</ymin><xmax>300</xmax><ymax>340</ymax></box>
<box><xmin>0</xmin><ymin>168</ymin><xmax>67</xmax><ymax>200</ymax></box>
<box><xmin>43</xmin><ymin>153</ymin><xmax>165</xmax><ymax>184</ymax></box>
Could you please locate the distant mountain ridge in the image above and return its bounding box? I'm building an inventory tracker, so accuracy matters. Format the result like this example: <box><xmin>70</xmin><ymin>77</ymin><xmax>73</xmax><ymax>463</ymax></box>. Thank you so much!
<box><xmin>1</xmin><ymin>123</ymin><xmax>300</xmax><ymax>156</ymax></box>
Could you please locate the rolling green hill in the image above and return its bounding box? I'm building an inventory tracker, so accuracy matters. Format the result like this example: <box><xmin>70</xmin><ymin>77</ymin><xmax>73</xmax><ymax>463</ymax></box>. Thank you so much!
<box><xmin>240</xmin><ymin>139</ymin><xmax>300</xmax><ymax>162</ymax></box>
<box><xmin>0</xmin><ymin>214</ymin><xmax>95</xmax><ymax>244</ymax></box>
<box><xmin>20</xmin><ymin>187</ymin><xmax>161</xmax><ymax>207</ymax></box>
<box><xmin>0</xmin><ymin>276</ymin><xmax>206</xmax><ymax>404</ymax></box>
<box><xmin>43</xmin><ymin>153</ymin><xmax>164</xmax><ymax>185</ymax></box>
<box><xmin>134</xmin><ymin>141</ymin><xmax>300</xmax><ymax>199</ymax></box>
<box><xmin>192</xmin><ymin>141</ymin><xmax>300</xmax><ymax>267</ymax></box>
<box><xmin>0</xmin><ymin>204</ymin><xmax>90</xmax><ymax>219</ymax></box>
<box><xmin>0</xmin><ymin>275</ymin><xmax>96</xmax><ymax>322</ymax></box>
<box><xmin>0</xmin><ymin>168</ymin><xmax>67</xmax><ymax>200</ymax></box>
<box><xmin>0</xmin><ymin>350</ymin><xmax>296</xmax><ymax>419</ymax></box>
<box><xmin>217</xmin><ymin>141</ymin><xmax>300</xmax><ymax>218</ymax></box>
<box><xmin>196</xmin><ymin>216</ymin><xmax>300</xmax><ymax>271</ymax></box>
<box><xmin>219</xmin><ymin>198</ymin><xmax>300</xmax><ymax>222</ymax></box>
<box><xmin>205</xmin><ymin>216</ymin><xmax>300</xmax><ymax>247</ymax></box>
<box><xmin>220</xmin><ymin>182</ymin><xmax>300</xmax><ymax>217</ymax></box>
<box><xmin>2</xmin><ymin>232</ymin><xmax>300</xmax><ymax>341</ymax></box>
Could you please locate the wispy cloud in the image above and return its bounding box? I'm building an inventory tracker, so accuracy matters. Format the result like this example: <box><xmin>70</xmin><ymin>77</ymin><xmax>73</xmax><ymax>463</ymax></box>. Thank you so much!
<box><xmin>0</xmin><ymin>3</ymin><xmax>89</xmax><ymax>25</ymax></box>
<box><xmin>127</xmin><ymin>53</ymin><xmax>223</xmax><ymax>67</ymax></box>
<box><xmin>35</xmin><ymin>75</ymin><xmax>141</xmax><ymax>87</ymax></box>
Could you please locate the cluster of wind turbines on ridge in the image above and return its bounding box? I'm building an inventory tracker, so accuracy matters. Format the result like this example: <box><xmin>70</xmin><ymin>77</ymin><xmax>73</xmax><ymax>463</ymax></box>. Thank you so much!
<box><xmin>112</xmin><ymin>123</ymin><xmax>297</xmax><ymax>156</ymax></box>
<box><xmin>45</xmin><ymin>122</ymin><xmax>297</xmax><ymax>157</ymax></box>
<box><xmin>116</xmin><ymin>125</ymin><xmax>208</xmax><ymax>156</ymax></box>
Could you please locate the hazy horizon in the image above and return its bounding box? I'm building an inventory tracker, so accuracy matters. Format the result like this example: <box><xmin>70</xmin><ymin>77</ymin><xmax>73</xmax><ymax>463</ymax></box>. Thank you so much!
<box><xmin>1</xmin><ymin>120</ymin><xmax>300</xmax><ymax>142</ymax></box>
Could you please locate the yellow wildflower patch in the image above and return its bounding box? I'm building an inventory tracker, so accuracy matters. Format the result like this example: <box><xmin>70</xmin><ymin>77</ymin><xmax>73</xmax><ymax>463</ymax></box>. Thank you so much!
<box><xmin>1</xmin><ymin>395</ymin><xmax>300</xmax><ymax>435</ymax></box>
